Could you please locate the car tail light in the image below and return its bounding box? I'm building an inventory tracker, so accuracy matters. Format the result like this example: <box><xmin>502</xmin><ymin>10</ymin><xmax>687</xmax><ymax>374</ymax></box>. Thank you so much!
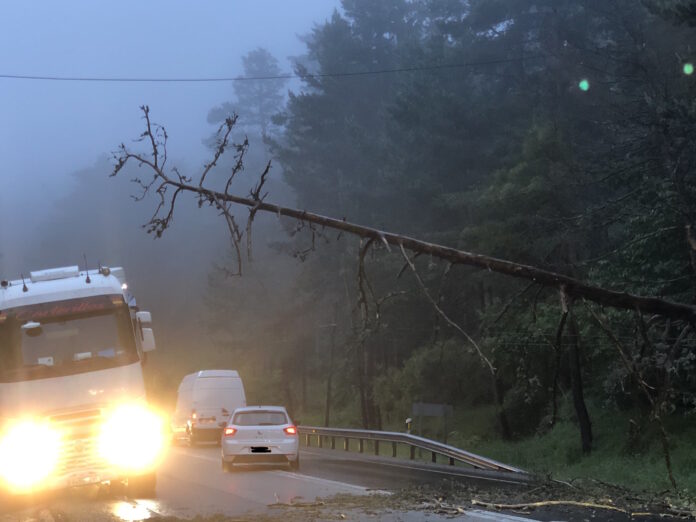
<box><xmin>284</xmin><ymin>426</ymin><xmax>297</xmax><ymax>436</ymax></box>
<box><xmin>224</xmin><ymin>427</ymin><xmax>237</xmax><ymax>437</ymax></box>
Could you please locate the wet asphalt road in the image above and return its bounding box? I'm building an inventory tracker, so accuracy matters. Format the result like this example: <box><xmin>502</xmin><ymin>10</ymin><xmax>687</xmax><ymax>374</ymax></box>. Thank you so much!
<box><xmin>0</xmin><ymin>444</ymin><xmax>533</xmax><ymax>521</ymax></box>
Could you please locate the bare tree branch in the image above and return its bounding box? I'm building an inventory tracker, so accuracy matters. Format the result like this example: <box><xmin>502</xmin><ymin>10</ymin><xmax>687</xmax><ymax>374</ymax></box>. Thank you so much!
<box><xmin>586</xmin><ymin>302</ymin><xmax>686</xmax><ymax>489</ymax></box>
<box><xmin>111</xmin><ymin>107</ymin><xmax>696</xmax><ymax>322</ymax></box>
<box><xmin>399</xmin><ymin>243</ymin><xmax>495</xmax><ymax>375</ymax></box>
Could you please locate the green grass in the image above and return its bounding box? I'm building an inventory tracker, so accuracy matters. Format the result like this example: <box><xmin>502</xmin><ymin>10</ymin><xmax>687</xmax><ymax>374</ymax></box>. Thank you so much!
<box><xmin>468</xmin><ymin>407</ymin><xmax>696</xmax><ymax>494</ymax></box>
<box><xmin>315</xmin><ymin>398</ymin><xmax>696</xmax><ymax>496</ymax></box>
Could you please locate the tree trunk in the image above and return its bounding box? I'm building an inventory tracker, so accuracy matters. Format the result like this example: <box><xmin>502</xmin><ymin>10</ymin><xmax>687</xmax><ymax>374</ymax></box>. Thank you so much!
<box><xmin>324</xmin><ymin>310</ymin><xmax>337</xmax><ymax>427</ymax></box>
<box><xmin>568</xmin><ymin>307</ymin><xmax>593</xmax><ymax>453</ymax></box>
<box><xmin>493</xmin><ymin>373</ymin><xmax>512</xmax><ymax>439</ymax></box>
<box><xmin>356</xmin><ymin>340</ymin><xmax>369</xmax><ymax>429</ymax></box>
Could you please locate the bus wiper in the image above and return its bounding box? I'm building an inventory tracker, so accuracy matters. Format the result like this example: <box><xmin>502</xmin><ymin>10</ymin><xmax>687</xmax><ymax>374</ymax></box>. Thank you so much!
<box><xmin>3</xmin><ymin>364</ymin><xmax>54</xmax><ymax>375</ymax></box>
<box><xmin>72</xmin><ymin>354</ymin><xmax>115</xmax><ymax>363</ymax></box>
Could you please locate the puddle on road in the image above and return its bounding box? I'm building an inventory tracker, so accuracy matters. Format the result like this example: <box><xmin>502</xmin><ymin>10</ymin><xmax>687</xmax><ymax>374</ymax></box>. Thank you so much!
<box><xmin>112</xmin><ymin>500</ymin><xmax>159</xmax><ymax>521</ymax></box>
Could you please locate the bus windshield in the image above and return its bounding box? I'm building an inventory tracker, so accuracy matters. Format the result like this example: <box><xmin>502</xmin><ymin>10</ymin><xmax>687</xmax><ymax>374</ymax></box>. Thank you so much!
<box><xmin>0</xmin><ymin>295</ymin><xmax>139</xmax><ymax>382</ymax></box>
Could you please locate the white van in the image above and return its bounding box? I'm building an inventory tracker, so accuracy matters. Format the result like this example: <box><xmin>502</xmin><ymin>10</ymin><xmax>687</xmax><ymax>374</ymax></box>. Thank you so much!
<box><xmin>172</xmin><ymin>370</ymin><xmax>246</xmax><ymax>445</ymax></box>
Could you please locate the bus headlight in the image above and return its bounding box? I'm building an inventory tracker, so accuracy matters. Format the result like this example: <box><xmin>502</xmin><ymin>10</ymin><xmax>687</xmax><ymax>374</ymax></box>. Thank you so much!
<box><xmin>98</xmin><ymin>404</ymin><xmax>167</xmax><ymax>473</ymax></box>
<box><xmin>0</xmin><ymin>421</ymin><xmax>61</xmax><ymax>490</ymax></box>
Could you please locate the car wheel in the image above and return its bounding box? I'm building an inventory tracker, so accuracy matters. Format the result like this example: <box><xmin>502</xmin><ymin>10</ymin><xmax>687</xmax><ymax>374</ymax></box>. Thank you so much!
<box><xmin>222</xmin><ymin>459</ymin><xmax>233</xmax><ymax>472</ymax></box>
<box><xmin>188</xmin><ymin>432</ymin><xmax>198</xmax><ymax>447</ymax></box>
<box><xmin>127</xmin><ymin>472</ymin><xmax>157</xmax><ymax>498</ymax></box>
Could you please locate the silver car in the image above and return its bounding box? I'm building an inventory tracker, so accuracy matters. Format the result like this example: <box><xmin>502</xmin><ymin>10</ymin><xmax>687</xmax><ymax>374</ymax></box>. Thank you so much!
<box><xmin>221</xmin><ymin>406</ymin><xmax>299</xmax><ymax>471</ymax></box>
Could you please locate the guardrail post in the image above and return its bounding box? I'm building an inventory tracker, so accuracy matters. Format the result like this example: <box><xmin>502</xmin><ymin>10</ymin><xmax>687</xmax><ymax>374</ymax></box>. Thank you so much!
<box><xmin>319</xmin><ymin>435</ymin><xmax>323</xmax><ymax>448</ymax></box>
<box><xmin>344</xmin><ymin>438</ymin><xmax>349</xmax><ymax>451</ymax></box>
<box><xmin>410</xmin><ymin>446</ymin><xmax>415</xmax><ymax>460</ymax></box>
<box><xmin>331</xmin><ymin>436</ymin><xmax>336</xmax><ymax>450</ymax></box>
<box><xmin>305</xmin><ymin>434</ymin><xmax>310</xmax><ymax>447</ymax></box>
<box><xmin>359</xmin><ymin>439</ymin><xmax>364</xmax><ymax>453</ymax></box>
<box><xmin>392</xmin><ymin>442</ymin><xmax>397</xmax><ymax>458</ymax></box>
<box><xmin>431</xmin><ymin>451</ymin><xmax>437</xmax><ymax>463</ymax></box>
<box><xmin>449</xmin><ymin>457</ymin><xmax>455</xmax><ymax>466</ymax></box>
<box><xmin>374</xmin><ymin>440</ymin><xmax>379</xmax><ymax>456</ymax></box>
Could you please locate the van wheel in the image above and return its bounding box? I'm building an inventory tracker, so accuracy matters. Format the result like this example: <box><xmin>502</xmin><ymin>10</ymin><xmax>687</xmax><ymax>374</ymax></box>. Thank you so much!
<box><xmin>127</xmin><ymin>473</ymin><xmax>157</xmax><ymax>498</ymax></box>
<box><xmin>222</xmin><ymin>460</ymin><xmax>233</xmax><ymax>472</ymax></box>
<box><xmin>109</xmin><ymin>479</ymin><xmax>127</xmax><ymax>497</ymax></box>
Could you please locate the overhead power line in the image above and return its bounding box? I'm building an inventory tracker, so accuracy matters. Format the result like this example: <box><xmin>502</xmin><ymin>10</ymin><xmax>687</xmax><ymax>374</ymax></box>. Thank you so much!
<box><xmin>0</xmin><ymin>55</ymin><xmax>544</xmax><ymax>83</ymax></box>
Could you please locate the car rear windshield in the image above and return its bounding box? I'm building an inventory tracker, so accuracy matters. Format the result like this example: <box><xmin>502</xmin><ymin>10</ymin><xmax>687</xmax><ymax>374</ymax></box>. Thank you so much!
<box><xmin>233</xmin><ymin>411</ymin><xmax>288</xmax><ymax>426</ymax></box>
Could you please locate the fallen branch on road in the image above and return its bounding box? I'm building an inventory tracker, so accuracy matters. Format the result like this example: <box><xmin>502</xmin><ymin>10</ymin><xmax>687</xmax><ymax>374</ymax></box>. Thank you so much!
<box><xmin>471</xmin><ymin>498</ymin><xmax>690</xmax><ymax>518</ymax></box>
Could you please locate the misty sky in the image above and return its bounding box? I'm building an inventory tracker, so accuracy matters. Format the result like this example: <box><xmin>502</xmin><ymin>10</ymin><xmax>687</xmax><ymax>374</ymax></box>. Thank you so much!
<box><xmin>0</xmin><ymin>1</ymin><xmax>339</xmax><ymax>270</ymax></box>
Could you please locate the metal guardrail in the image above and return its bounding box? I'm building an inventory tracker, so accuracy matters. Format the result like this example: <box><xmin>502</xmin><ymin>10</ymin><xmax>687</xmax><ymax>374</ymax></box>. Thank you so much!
<box><xmin>298</xmin><ymin>426</ymin><xmax>525</xmax><ymax>474</ymax></box>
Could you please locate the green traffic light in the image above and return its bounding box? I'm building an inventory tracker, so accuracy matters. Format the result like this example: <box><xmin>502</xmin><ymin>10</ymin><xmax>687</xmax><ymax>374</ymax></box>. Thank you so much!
<box><xmin>578</xmin><ymin>79</ymin><xmax>590</xmax><ymax>91</ymax></box>
<box><xmin>684</xmin><ymin>63</ymin><xmax>694</xmax><ymax>76</ymax></box>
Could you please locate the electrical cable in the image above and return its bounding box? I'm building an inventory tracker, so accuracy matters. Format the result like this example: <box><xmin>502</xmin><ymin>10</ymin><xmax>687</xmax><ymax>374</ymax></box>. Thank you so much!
<box><xmin>0</xmin><ymin>55</ymin><xmax>545</xmax><ymax>83</ymax></box>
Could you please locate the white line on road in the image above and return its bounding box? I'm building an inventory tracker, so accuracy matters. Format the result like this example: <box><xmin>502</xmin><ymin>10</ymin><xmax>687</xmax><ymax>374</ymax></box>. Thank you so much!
<box><xmin>170</xmin><ymin>447</ymin><xmax>370</xmax><ymax>494</ymax></box>
<box><xmin>171</xmin><ymin>448</ymin><xmax>219</xmax><ymax>463</ymax></box>
<box><xmin>269</xmin><ymin>469</ymin><xmax>371</xmax><ymax>494</ymax></box>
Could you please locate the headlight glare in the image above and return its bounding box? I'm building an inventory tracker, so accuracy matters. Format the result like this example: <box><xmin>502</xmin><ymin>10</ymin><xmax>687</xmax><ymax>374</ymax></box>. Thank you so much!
<box><xmin>0</xmin><ymin>420</ymin><xmax>61</xmax><ymax>490</ymax></box>
<box><xmin>98</xmin><ymin>403</ymin><xmax>167</xmax><ymax>473</ymax></box>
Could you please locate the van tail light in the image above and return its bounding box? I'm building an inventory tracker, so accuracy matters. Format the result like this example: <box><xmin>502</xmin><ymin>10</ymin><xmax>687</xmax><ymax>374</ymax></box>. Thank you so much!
<box><xmin>224</xmin><ymin>427</ymin><xmax>237</xmax><ymax>437</ymax></box>
<box><xmin>284</xmin><ymin>426</ymin><xmax>297</xmax><ymax>436</ymax></box>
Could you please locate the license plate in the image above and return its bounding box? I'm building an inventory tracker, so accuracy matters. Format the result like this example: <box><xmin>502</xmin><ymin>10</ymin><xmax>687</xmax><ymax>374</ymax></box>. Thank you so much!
<box><xmin>69</xmin><ymin>474</ymin><xmax>99</xmax><ymax>487</ymax></box>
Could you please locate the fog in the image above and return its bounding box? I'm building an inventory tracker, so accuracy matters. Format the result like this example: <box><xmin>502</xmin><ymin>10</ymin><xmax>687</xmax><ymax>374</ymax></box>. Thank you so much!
<box><xmin>0</xmin><ymin>1</ymin><xmax>340</xmax><ymax>405</ymax></box>
<box><xmin>0</xmin><ymin>1</ymin><xmax>695</xmax><ymax>502</ymax></box>
<box><xmin>0</xmin><ymin>0</ymin><xmax>337</xmax><ymax>271</ymax></box>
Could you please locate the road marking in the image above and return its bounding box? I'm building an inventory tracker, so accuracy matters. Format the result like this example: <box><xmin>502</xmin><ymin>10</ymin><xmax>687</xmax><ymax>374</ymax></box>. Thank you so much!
<box><xmin>171</xmin><ymin>447</ymin><xmax>219</xmax><ymax>463</ymax></box>
<box><xmin>170</xmin><ymin>447</ymin><xmax>370</xmax><ymax>494</ymax></box>
<box><xmin>466</xmin><ymin>509</ymin><xmax>539</xmax><ymax>521</ymax></box>
<box><xmin>270</xmin><ymin>470</ymin><xmax>371</xmax><ymax>494</ymax></box>
<box><xmin>301</xmin><ymin>448</ymin><xmax>526</xmax><ymax>485</ymax></box>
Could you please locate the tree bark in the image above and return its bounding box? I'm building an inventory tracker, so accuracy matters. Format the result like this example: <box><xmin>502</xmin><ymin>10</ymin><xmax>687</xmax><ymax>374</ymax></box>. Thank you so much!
<box><xmin>161</xmin><ymin>181</ymin><xmax>696</xmax><ymax>322</ymax></box>
<box><xmin>324</xmin><ymin>311</ymin><xmax>337</xmax><ymax>427</ymax></box>
<box><xmin>494</xmin><ymin>374</ymin><xmax>512</xmax><ymax>439</ymax></box>
<box><xmin>568</xmin><ymin>306</ymin><xmax>593</xmax><ymax>453</ymax></box>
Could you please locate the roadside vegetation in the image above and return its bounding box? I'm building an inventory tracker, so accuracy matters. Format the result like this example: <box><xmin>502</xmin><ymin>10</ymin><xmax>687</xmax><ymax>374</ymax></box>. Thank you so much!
<box><xmin>106</xmin><ymin>0</ymin><xmax>696</xmax><ymax>499</ymax></box>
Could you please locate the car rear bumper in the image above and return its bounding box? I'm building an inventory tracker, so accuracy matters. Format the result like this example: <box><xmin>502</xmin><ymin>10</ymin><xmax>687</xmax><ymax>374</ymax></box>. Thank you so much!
<box><xmin>222</xmin><ymin>453</ymin><xmax>297</xmax><ymax>464</ymax></box>
<box><xmin>222</xmin><ymin>438</ymin><xmax>298</xmax><ymax>460</ymax></box>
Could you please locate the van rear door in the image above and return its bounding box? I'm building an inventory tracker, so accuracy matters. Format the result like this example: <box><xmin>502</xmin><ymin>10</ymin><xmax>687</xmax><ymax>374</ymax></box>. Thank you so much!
<box><xmin>193</xmin><ymin>377</ymin><xmax>245</xmax><ymax>427</ymax></box>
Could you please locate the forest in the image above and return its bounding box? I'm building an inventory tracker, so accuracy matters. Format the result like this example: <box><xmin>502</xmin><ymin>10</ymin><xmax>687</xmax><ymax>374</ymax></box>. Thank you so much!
<box><xmin>93</xmin><ymin>0</ymin><xmax>696</xmax><ymax>492</ymax></box>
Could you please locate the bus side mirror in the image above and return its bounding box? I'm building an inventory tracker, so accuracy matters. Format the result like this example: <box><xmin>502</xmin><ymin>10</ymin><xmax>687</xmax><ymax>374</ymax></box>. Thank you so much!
<box><xmin>141</xmin><ymin>327</ymin><xmax>156</xmax><ymax>352</ymax></box>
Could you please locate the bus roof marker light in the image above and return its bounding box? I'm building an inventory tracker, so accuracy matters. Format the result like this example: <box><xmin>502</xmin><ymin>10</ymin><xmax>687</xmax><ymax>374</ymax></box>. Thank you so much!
<box><xmin>578</xmin><ymin>79</ymin><xmax>590</xmax><ymax>91</ymax></box>
<box><xmin>684</xmin><ymin>63</ymin><xmax>694</xmax><ymax>76</ymax></box>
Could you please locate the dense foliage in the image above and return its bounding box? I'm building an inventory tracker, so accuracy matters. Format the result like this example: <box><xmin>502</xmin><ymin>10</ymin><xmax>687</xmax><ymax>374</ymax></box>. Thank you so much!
<box><xmin>202</xmin><ymin>0</ymin><xmax>696</xmax><ymax>483</ymax></box>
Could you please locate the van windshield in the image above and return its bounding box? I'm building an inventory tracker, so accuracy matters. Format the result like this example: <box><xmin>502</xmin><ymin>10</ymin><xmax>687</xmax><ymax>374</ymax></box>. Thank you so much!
<box><xmin>0</xmin><ymin>295</ymin><xmax>139</xmax><ymax>382</ymax></box>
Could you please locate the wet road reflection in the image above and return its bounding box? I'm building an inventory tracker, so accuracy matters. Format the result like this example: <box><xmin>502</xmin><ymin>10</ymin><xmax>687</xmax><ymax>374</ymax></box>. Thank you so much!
<box><xmin>112</xmin><ymin>500</ymin><xmax>159</xmax><ymax>521</ymax></box>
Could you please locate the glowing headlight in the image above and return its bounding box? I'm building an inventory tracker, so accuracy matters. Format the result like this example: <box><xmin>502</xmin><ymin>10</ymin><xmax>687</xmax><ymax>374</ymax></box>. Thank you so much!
<box><xmin>0</xmin><ymin>421</ymin><xmax>61</xmax><ymax>490</ymax></box>
<box><xmin>98</xmin><ymin>403</ymin><xmax>167</xmax><ymax>473</ymax></box>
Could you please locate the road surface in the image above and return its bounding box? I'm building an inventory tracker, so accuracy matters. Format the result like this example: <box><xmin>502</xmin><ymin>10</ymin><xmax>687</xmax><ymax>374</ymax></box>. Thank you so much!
<box><xmin>0</xmin><ymin>444</ymin><xmax>533</xmax><ymax>521</ymax></box>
